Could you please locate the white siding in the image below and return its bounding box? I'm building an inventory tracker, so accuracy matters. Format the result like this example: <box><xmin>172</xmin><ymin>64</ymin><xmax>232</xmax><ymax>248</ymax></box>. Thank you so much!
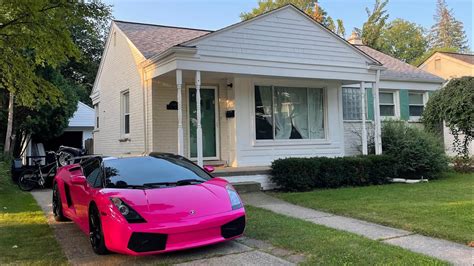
<box><xmin>184</xmin><ymin>6</ymin><xmax>375</xmax><ymax>82</ymax></box>
<box><xmin>233</xmin><ymin>77</ymin><xmax>345</xmax><ymax>167</ymax></box>
<box><xmin>68</xmin><ymin>102</ymin><xmax>94</xmax><ymax>127</ymax></box>
<box><xmin>92</xmin><ymin>24</ymin><xmax>146</xmax><ymax>156</ymax></box>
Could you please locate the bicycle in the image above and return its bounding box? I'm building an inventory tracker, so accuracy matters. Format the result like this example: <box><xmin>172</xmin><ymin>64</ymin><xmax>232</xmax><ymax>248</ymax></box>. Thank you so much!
<box><xmin>18</xmin><ymin>151</ymin><xmax>61</xmax><ymax>191</ymax></box>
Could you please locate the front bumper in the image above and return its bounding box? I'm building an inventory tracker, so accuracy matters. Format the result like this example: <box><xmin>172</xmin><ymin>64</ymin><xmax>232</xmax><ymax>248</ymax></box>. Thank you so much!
<box><xmin>101</xmin><ymin>208</ymin><xmax>246</xmax><ymax>256</ymax></box>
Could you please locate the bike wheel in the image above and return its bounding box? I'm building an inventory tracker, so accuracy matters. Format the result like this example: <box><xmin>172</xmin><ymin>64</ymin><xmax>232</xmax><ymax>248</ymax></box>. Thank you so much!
<box><xmin>18</xmin><ymin>169</ymin><xmax>38</xmax><ymax>191</ymax></box>
<box><xmin>58</xmin><ymin>151</ymin><xmax>74</xmax><ymax>166</ymax></box>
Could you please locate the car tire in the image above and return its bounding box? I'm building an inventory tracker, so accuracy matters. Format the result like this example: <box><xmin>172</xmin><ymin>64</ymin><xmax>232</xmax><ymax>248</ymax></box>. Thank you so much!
<box><xmin>89</xmin><ymin>205</ymin><xmax>109</xmax><ymax>255</ymax></box>
<box><xmin>52</xmin><ymin>183</ymin><xmax>68</xmax><ymax>222</ymax></box>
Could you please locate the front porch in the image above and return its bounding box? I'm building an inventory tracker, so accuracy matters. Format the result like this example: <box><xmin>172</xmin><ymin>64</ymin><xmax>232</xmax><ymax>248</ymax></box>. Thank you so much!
<box><xmin>145</xmin><ymin>69</ymin><xmax>383</xmax><ymax>168</ymax></box>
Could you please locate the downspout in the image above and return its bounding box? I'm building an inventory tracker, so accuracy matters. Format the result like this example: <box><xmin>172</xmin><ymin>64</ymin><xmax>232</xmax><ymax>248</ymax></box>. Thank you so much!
<box><xmin>142</xmin><ymin>68</ymin><xmax>148</xmax><ymax>154</ymax></box>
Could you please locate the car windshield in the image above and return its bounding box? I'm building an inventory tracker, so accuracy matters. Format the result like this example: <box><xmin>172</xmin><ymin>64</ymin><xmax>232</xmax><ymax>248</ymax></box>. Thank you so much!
<box><xmin>103</xmin><ymin>156</ymin><xmax>212</xmax><ymax>189</ymax></box>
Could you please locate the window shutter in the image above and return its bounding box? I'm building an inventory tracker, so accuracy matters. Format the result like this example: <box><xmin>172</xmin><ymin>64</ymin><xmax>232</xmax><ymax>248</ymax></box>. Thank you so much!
<box><xmin>366</xmin><ymin>88</ymin><xmax>374</xmax><ymax>121</ymax></box>
<box><xmin>399</xmin><ymin>90</ymin><xmax>409</xmax><ymax>121</ymax></box>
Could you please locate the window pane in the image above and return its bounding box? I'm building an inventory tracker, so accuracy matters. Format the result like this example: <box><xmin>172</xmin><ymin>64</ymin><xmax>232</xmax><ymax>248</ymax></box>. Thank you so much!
<box><xmin>124</xmin><ymin>114</ymin><xmax>130</xmax><ymax>134</ymax></box>
<box><xmin>409</xmin><ymin>106</ymin><xmax>424</xmax><ymax>117</ymax></box>
<box><xmin>123</xmin><ymin>92</ymin><xmax>130</xmax><ymax>113</ymax></box>
<box><xmin>309</xmin><ymin>88</ymin><xmax>325</xmax><ymax>139</ymax></box>
<box><xmin>409</xmin><ymin>93</ymin><xmax>424</xmax><ymax>105</ymax></box>
<box><xmin>274</xmin><ymin>87</ymin><xmax>308</xmax><ymax>139</ymax></box>
<box><xmin>379</xmin><ymin>92</ymin><xmax>394</xmax><ymax>104</ymax></box>
<box><xmin>255</xmin><ymin>86</ymin><xmax>273</xmax><ymax>139</ymax></box>
<box><xmin>380</xmin><ymin>105</ymin><xmax>395</xmax><ymax>116</ymax></box>
<box><xmin>343</xmin><ymin>88</ymin><xmax>362</xmax><ymax>120</ymax></box>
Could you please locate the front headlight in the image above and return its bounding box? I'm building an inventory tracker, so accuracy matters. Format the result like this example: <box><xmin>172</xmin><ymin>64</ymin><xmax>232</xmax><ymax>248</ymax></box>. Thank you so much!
<box><xmin>226</xmin><ymin>184</ymin><xmax>243</xmax><ymax>210</ymax></box>
<box><xmin>110</xmin><ymin>197</ymin><xmax>146</xmax><ymax>223</ymax></box>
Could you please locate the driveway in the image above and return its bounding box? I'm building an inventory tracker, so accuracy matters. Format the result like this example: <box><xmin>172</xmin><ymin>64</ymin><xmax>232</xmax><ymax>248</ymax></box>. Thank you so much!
<box><xmin>31</xmin><ymin>190</ymin><xmax>297</xmax><ymax>265</ymax></box>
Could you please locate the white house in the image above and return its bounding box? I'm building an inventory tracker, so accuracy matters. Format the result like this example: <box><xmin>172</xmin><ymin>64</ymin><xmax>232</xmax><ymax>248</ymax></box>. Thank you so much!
<box><xmin>91</xmin><ymin>5</ymin><xmax>443</xmax><ymax>169</ymax></box>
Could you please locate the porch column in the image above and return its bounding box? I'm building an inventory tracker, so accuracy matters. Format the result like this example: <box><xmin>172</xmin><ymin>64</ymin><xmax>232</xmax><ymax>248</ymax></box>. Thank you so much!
<box><xmin>360</xmin><ymin>81</ymin><xmax>368</xmax><ymax>155</ymax></box>
<box><xmin>373</xmin><ymin>70</ymin><xmax>383</xmax><ymax>155</ymax></box>
<box><xmin>195</xmin><ymin>71</ymin><xmax>204</xmax><ymax>167</ymax></box>
<box><xmin>176</xmin><ymin>70</ymin><xmax>184</xmax><ymax>156</ymax></box>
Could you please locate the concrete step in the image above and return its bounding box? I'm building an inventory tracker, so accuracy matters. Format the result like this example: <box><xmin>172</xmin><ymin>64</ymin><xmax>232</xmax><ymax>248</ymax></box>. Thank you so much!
<box><xmin>231</xmin><ymin>181</ymin><xmax>261</xmax><ymax>194</ymax></box>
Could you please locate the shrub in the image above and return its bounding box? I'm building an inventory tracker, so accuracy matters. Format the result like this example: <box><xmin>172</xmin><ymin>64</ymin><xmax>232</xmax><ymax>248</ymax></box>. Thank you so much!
<box><xmin>452</xmin><ymin>156</ymin><xmax>474</xmax><ymax>173</ymax></box>
<box><xmin>382</xmin><ymin>121</ymin><xmax>447</xmax><ymax>179</ymax></box>
<box><xmin>271</xmin><ymin>155</ymin><xmax>398</xmax><ymax>192</ymax></box>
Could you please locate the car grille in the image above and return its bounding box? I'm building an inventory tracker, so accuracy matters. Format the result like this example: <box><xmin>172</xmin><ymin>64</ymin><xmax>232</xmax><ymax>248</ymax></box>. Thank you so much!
<box><xmin>127</xmin><ymin>232</ymin><xmax>167</xmax><ymax>252</ymax></box>
<box><xmin>221</xmin><ymin>215</ymin><xmax>246</xmax><ymax>239</ymax></box>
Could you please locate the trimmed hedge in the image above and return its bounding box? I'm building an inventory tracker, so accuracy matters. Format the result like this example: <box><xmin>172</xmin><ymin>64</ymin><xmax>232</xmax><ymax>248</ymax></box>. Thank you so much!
<box><xmin>271</xmin><ymin>155</ymin><xmax>398</xmax><ymax>192</ymax></box>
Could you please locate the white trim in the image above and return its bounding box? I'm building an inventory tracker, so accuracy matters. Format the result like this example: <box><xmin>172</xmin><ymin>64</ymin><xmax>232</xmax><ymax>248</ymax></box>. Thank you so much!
<box><xmin>379</xmin><ymin>90</ymin><xmax>400</xmax><ymax>119</ymax></box>
<box><xmin>186</xmin><ymin>85</ymin><xmax>220</xmax><ymax>161</ymax></box>
<box><xmin>360</xmin><ymin>81</ymin><xmax>367</xmax><ymax>155</ymax></box>
<box><xmin>250</xmin><ymin>83</ymin><xmax>329</xmax><ymax>146</ymax></box>
<box><xmin>408</xmin><ymin>91</ymin><xmax>429</xmax><ymax>122</ymax></box>
<box><xmin>120</xmin><ymin>90</ymin><xmax>130</xmax><ymax>138</ymax></box>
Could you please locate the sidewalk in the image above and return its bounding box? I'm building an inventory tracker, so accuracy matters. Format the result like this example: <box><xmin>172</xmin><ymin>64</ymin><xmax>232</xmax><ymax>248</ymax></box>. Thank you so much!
<box><xmin>241</xmin><ymin>192</ymin><xmax>473</xmax><ymax>266</ymax></box>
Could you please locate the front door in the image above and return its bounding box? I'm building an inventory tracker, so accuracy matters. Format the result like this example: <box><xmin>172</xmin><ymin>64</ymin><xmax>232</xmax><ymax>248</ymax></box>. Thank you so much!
<box><xmin>188</xmin><ymin>87</ymin><xmax>217</xmax><ymax>159</ymax></box>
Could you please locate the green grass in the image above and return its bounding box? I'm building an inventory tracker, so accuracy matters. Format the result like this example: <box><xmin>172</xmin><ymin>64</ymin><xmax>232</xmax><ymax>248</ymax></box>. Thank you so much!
<box><xmin>245</xmin><ymin>206</ymin><xmax>446</xmax><ymax>265</ymax></box>
<box><xmin>273</xmin><ymin>172</ymin><xmax>474</xmax><ymax>244</ymax></box>
<box><xmin>0</xmin><ymin>162</ymin><xmax>67</xmax><ymax>265</ymax></box>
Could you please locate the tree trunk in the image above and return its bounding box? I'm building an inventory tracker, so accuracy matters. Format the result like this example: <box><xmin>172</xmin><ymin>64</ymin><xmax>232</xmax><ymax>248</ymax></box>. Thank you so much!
<box><xmin>4</xmin><ymin>92</ymin><xmax>14</xmax><ymax>155</ymax></box>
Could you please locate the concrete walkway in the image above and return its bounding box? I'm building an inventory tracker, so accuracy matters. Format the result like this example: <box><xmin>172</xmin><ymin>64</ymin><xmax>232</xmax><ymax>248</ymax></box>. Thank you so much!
<box><xmin>31</xmin><ymin>189</ymin><xmax>299</xmax><ymax>266</ymax></box>
<box><xmin>241</xmin><ymin>192</ymin><xmax>473</xmax><ymax>266</ymax></box>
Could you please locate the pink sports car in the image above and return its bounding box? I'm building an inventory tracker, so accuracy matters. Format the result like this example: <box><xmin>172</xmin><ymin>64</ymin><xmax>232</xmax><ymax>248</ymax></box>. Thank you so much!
<box><xmin>52</xmin><ymin>153</ymin><xmax>245</xmax><ymax>255</ymax></box>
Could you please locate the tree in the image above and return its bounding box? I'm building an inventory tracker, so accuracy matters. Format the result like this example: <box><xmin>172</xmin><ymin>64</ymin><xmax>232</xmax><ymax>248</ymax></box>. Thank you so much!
<box><xmin>357</xmin><ymin>0</ymin><xmax>389</xmax><ymax>49</ymax></box>
<box><xmin>0</xmin><ymin>0</ymin><xmax>80</xmax><ymax>154</ymax></box>
<box><xmin>429</xmin><ymin>0</ymin><xmax>468</xmax><ymax>51</ymax></box>
<box><xmin>0</xmin><ymin>0</ymin><xmax>112</xmax><ymax>155</ymax></box>
<box><xmin>422</xmin><ymin>77</ymin><xmax>474</xmax><ymax>159</ymax></box>
<box><xmin>61</xmin><ymin>1</ymin><xmax>112</xmax><ymax>105</ymax></box>
<box><xmin>379</xmin><ymin>19</ymin><xmax>428</xmax><ymax>64</ymax></box>
<box><xmin>336</xmin><ymin>19</ymin><xmax>346</xmax><ymax>38</ymax></box>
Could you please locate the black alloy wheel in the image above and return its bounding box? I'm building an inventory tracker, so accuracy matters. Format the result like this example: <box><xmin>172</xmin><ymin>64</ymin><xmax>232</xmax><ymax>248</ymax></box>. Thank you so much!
<box><xmin>52</xmin><ymin>183</ymin><xmax>67</xmax><ymax>221</ymax></box>
<box><xmin>89</xmin><ymin>205</ymin><xmax>109</xmax><ymax>255</ymax></box>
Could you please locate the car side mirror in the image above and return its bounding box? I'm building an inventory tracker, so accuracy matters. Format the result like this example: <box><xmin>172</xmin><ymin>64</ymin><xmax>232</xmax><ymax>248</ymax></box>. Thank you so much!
<box><xmin>71</xmin><ymin>175</ymin><xmax>86</xmax><ymax>185</ymax></box>
<box><xmin>203</xmin><ymin>165</ymin><xmax>215</xmax><ymax>173</ymax></box>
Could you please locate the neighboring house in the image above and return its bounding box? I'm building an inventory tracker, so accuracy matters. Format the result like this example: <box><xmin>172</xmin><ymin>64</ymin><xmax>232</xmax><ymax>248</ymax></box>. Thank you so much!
<box><xmin>91</xmin><ymin>5</ymin><xmax>443</xmax><ymax>168</ymax></box>
<box><xmin>24</xmin><ymin>101</ymin><xmax>94</xmax><ymax>165</ymax></box>
<box><xmin>419</xmin><ymin>51</ymin><xmax>474</xmax><ymax>156</ymax></box>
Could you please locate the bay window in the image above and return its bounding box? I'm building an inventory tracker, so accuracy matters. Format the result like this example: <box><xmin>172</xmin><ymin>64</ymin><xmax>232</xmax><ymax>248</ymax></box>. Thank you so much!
<box><xmin>255</xmin><ymin>86</ymin><xmax>325</xmax><ymax>140</ymax></box>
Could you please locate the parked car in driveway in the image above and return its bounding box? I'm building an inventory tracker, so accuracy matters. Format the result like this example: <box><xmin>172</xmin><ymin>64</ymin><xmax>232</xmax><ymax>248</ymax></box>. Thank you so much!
<box><xmin>52</xmin><ymin>153</ymin><xmax>245</xmax><ymax>255</ymax></box>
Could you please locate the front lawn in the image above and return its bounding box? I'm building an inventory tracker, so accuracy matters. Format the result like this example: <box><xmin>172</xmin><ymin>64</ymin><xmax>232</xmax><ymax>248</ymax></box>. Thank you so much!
<box><xmin>245</xmin><ymin>206</ymin><xmax>446</xmax><ymax>265</ymax></box>
<box><xmin>0</xmin><ymin>162</ymin><xmax>67</xmax><ymax>265</ymax></box>
<box><xmin>274</xmin><ymin>172</ymin><xmax>474</xmax><ymax>244</ymax></box>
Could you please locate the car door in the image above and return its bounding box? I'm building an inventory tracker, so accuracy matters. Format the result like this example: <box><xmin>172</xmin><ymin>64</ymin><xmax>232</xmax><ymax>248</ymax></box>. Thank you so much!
<box><xmin>71</xmin><ymin>158</ymin><xmax>102</xmax><ymax>232</ymax></box>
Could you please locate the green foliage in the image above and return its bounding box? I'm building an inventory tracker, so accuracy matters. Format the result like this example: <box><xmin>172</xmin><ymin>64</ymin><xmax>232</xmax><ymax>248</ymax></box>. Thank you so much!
<box><xmin>271</xmin><ymin>155</ymin><xmax>397</xmax><ymax>191</ymax></box>
<box><xmin>0</xmin><ymin>0</ymin><xmax>80</xmax><ymax>107</ymax></box>
<box><xmin>429</xmin><ymin>0</ymin><xmax>469</xmax><ymax>51</ymax></box>
<box><xmin>15</xmin><ymin>68</ymin><xmax>78</xmax><ymax>143</ymax></box>
<box><xmin>422</xmin><ymin>77</ymin><xmax>474</xmax><ymax>158</ymax></box>
<box><xmin>379</xmin><ymin>19</ymin><xmax>428</xmax><ymax>64</ymax></box>
<box><xmin>358</xmin><ymin>0</ymin><xmax>389</xmax><ymax>49</ymax></box>
<box><xmin>382</xmin><ymin>121</ymin><xmax>447</xmax><ymax>179</ymax></box>
<box><xmin>336</xmin><ymin>19</ymin><xmax>345</xmax><ymax>38</ymax></box>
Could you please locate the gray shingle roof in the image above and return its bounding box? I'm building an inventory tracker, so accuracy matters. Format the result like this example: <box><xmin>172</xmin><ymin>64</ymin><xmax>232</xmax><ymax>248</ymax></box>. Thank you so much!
<box><xmin>356</xmin><ymin>45</ymin><xmax>444</xmax><ymax>83</ymax></box>
<box><xmin>114</xmin><ymin>20</ymin><xmax>211</xmax><ymax>59</ymax></box>
<box><xmin>440</xmin><ymin>52</ymin><xmax>474</xmax><ymax>65</ymax></box>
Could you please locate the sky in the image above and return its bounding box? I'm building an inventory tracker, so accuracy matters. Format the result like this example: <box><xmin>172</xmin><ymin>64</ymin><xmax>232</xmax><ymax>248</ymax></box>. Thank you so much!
<box><xmin>104</xmin><ymin>0</ymin><xmax>473</xmax><ymax>49</ymax></box>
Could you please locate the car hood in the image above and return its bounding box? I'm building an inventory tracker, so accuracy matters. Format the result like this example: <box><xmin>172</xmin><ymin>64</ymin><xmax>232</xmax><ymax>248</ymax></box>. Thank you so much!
<box><xmin>101</xmin><ymin>178</ymin><xmax>232</xmax><ymax>222</ymax></box>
